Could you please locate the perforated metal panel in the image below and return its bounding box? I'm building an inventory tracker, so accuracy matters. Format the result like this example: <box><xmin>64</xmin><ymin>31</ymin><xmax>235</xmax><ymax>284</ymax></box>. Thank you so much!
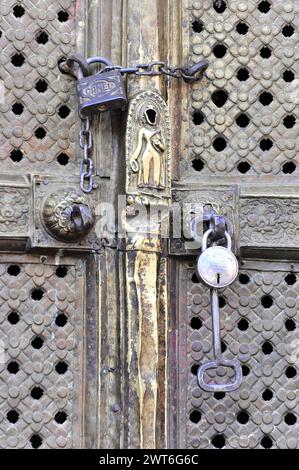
<box><xmin>0</xmin><ymin>0</ymin><xmax>76</xmax><ymax>172</ymax></box>
<box><xmin>173</xmin><ymin>260</ymin><xmax>299</xmax><ymax>449</ymax></box>
<box><xmin>187</xmin><ymin>0</ymin><xmax>299</xmax><ymax>176</ymax></box>
<box><xmin>167</xmin><ymin>0</ymin><xmax>299</xmax><ymax>449</ymax></box>
<box><xmin>0</xmin><ymin>254</ymin><xmax>85</xmax><ymax>449</ymax></box>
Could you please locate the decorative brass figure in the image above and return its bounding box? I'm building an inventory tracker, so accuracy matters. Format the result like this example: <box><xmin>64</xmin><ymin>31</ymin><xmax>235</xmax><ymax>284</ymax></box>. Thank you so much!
<box><xmin>126</xmin><ymin>90</ymin><xmax>171</xmax><ymax>200</ymax></box>
<box><xmin>130</xmin><ymin>110</ymin><xmax>166</xmax><ymax>188</ymax></box>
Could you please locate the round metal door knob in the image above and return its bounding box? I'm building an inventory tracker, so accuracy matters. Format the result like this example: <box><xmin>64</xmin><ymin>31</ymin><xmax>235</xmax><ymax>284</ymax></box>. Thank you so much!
<box><xmin>41</xmin><ymin>189</ymin><xmax>95</xmax><ymax>242</ymax></box>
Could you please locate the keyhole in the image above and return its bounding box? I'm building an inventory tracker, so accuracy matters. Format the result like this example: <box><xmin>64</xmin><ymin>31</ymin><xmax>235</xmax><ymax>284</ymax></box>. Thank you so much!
<box><xmin>145</xmin><ymin>108</ymin><xmax>157</xmax><ymax>125</ymax></box>
<box><xmin>216</xmin><ymin>273</ymin><xmax>221</xmax><ymax>284</ymax></box>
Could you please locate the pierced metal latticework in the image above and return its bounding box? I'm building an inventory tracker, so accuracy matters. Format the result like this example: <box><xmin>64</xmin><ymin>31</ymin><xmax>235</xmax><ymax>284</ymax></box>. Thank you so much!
<box><xmin>0</xmin><ymin>255</ymin><xmax>84</xmax><ymax>449</ymax></box>
<box><xmin>0</xmin><ymin>0</ymin><xmax>76</xmax><ymax>172</ymax></box>
<box><xmin>188</xmin><ymin>0</ymin><xmax>298</xmax><ymax>176</ymax></box>
<box><xmin>170</xmin><ymin>1</ymin><xmax>299</xmax><ymax>449</ymax></box>
<box><xmin>175</xmin><ymin>261</ymin><xmax>299</xmax><ymax>449</ymax></box>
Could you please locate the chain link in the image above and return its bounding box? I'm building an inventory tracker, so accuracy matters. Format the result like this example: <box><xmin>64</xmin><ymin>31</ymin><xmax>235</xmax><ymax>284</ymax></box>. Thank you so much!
<box><xmin>59</xmin><ymin>56</ymin><xmax>209</xmax><ymax>83</ymax></box>
<box><xmin>79</xmin><ymin>117</ymin><xmax>94</xmax><ymax>193</ymax></box>
<box><xmin>100</xmin><ymin>60</ymin><xmax>208</xmax><ymax>82</ymax></box>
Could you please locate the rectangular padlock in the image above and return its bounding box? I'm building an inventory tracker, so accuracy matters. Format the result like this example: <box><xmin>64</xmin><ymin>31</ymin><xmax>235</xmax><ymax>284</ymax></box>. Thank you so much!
<box><xmin>77</xmin><ymin>70</ymin><xmax>127</xmax><ymax>117</ymax></box>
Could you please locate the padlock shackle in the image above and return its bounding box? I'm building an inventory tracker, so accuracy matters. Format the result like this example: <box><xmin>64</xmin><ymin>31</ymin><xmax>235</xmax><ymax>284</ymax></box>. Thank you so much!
<box><xmin>85</xmin><ymin>56</ymin><xmax>114</xmax><ymax>77</ymax></box>
<box><xmin>201</xmin><ymin>228</ymin><xmax>232</xmax><ymax>251</ymax></box>
<box><xmin>58</xmin><ymin>55</ymin><xmax>112</xmax><ymax>79</ymax></box>
<box><xmin>58</xmin><ymin>54</ymin><xmax>90</xmax><ymax>79</ymax></box>
<box><xmin>87</xmin><ymin>56</ymin><xmax>113</xmax><ymax>67</ymax></box>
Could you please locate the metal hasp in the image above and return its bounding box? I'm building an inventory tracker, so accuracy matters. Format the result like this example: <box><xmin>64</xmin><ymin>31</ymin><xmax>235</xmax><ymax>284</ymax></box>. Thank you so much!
<box><xmin>195</xmin><ymin>216</ymin><xmax>242</xmax><ymax>392</ymax></box>
<box><xmin>198</xmin><ymin>289</ymin><xmax>243</xmax><ymax>392</ymax></box>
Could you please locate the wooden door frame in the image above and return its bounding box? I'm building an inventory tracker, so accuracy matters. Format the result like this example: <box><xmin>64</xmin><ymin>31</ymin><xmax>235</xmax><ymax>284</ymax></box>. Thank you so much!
<box><xmin>76</xmin><ymin>0</ymin><xmax>191</xmax><ymax>449</ymax></box>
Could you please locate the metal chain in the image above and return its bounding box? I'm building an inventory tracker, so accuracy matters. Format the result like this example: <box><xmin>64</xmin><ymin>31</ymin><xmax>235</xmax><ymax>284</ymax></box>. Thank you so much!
<box><xmin>59</xmin><ymin>57</ymin><xmax>209</xmax><ymax>83</ymax></box>
<box><xmin>101</xmin><ymin>60</ymin><xmax>207</xmax><ymax>81</ymax></box>
<box><xmin>79</xmin><ymin>117</ymin><xmax>94</xmax><ymax>193</ymax></box>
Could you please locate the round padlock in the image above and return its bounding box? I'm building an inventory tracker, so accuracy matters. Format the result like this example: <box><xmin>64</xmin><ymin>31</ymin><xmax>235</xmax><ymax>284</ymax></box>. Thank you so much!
<box><xmin>196</xmin><ymin>229</ymin><xmax>238</xmax><ymax>288</ymax></box>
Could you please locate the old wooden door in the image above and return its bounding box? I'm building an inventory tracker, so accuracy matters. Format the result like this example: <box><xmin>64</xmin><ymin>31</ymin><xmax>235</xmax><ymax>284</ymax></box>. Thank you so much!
<box><xmin>0</xmin><ymin>0</ymin><xmax>298</xmax><ymax>450</ymax></box>
<box><xmin>0</xmin><ymin>0</ymin><xmax>103</xmax><ymax>449</ymax></box>
<box><xmin>167</xmin><ymin>0</ymin><xmax>299</xmax><ymax>450</ymax></box>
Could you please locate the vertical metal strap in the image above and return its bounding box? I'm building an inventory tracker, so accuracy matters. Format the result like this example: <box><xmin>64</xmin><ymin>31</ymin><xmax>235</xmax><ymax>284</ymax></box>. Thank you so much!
<box><xmin>211</xmin><ymin>288</ymin><xmax>222</xmax><ymax>361</ymax></box>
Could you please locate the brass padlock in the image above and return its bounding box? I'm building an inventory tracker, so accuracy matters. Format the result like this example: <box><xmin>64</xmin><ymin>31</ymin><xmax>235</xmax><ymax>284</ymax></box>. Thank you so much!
<box><xmin>77</xmin><ymin>56</ymin><xmax>127</xmax><ymax>117</ymax></box>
